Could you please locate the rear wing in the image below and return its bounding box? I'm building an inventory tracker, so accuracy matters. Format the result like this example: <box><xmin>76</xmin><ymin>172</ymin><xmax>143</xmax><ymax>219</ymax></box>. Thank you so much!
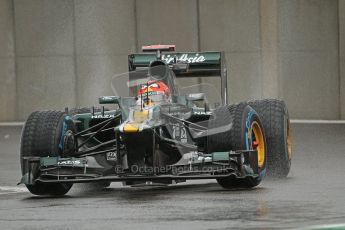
<box><xmin>128</xmin><ymin>51</ymin><xmax>228</xmax><ymax>104</ymax></box>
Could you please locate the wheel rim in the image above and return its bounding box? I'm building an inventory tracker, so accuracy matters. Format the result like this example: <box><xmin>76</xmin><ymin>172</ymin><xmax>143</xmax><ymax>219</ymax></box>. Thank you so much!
<box><xmin>287</xmin><ymin>119</ymin><xmax>292</xmax><ymax>160</ymax></box>
<box><xmin>251</xmin><ymin>121</ymin><xmax>265</xmax><ymax>168</ymax></box>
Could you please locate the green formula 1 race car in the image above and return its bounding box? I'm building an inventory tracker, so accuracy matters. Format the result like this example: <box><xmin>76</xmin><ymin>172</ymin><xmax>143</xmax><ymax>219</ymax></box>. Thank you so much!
<box><xmin>19</xmin><ymin>45</ymin><xmax>292</xmax><ymax>196</ymax></box>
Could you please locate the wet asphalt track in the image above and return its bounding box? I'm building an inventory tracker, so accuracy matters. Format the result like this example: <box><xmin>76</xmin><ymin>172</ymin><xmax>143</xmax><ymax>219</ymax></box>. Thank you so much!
<box><xmin>0</xmin><ymin>124</ymin><xmax>345</xmax><ymax>230</ymax></box>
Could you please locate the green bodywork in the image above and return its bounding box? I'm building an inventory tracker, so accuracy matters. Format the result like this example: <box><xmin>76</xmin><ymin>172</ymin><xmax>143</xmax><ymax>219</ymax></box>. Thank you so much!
<box><xmin>40</xmin><ymin>157</ymin><xmax>88</xmax><ymax>167</ymax></box>
<box><xmin>73</xmin><ymin>110</ymin><xmax>121</xmax><ymax>131</ymax></box>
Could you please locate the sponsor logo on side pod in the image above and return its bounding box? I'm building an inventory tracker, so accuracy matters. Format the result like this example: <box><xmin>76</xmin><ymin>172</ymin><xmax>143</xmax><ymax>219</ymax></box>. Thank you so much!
<box><xmin>58</xmin><ymin>160</ymin><xmax>82</xmax><ymax>165</ymax></box>
<box><xmin>91</xmin><ymin>114</ymin><xmax>116</xmax><ymax>119</ymax></box>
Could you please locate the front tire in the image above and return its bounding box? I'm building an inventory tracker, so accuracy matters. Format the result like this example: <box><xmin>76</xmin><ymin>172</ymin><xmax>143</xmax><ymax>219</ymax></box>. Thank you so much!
<box><xmin>208</xmin><ymin>103</ymin><xmax>267</xmax><ymax>188</ymax></box>
<box><xmin>20</xmin><ymin>111</ymin><xmax>73</xmax><ymax>196</ymax></box>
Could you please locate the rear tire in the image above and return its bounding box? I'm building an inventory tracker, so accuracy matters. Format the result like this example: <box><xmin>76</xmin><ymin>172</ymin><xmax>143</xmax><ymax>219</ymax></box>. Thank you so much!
<box><xmin>20</xmin><ymin>111</ymin><xmax>73</xmax><ymax>196</ymax></box>
<box><xmin>208</xmin><ymin>103</ymin><xmax>267</xmax><ymax>188</ymax></box>
<box><xmin>248</xmin><ymin>99</ymin><xmax>291</xmax><ymax>178</ymax></box>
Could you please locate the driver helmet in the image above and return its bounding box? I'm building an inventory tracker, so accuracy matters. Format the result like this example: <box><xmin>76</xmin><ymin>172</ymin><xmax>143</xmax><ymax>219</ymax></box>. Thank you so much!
<box><xmin>136</xmin><ymin>80</ymin><xmax>170</xmax><ymax>101</ymax></box>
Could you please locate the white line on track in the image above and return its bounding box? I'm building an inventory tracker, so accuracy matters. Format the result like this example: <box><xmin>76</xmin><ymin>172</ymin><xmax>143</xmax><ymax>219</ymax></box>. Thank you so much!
<box><xmin>0</xmin><ymin>186</ymin><xmax>28</xmax><ymax>195</ymax></box>
<box><xmin>293</xmin><ymin>223</ymin><xmax>345</xmax><ymax>229</ymax></box>
<box><xmin>0</xmin><ymin>122</ymin><xmax>25</xmax><ymax>126</ymax></box>
<box><xmin>291</xmin><ymin>119</ymin><xmax>345</xmax><ymax>124</ymax></box>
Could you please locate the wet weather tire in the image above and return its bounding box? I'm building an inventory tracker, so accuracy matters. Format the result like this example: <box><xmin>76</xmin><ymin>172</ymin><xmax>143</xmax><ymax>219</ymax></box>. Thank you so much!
<box><xmin>208</xmin><ymin>103</ymin><xmax>267</xmax><ymax>188</ymax></box>
<box><xmin>20</xmin><ymin>111</ymin><xmax>73</xmax><ymax>196</ymax></box>
<box><xmin>248</xmin><ymin>99</ymin><xmax>291</xmax><ymax>178</ymax></box>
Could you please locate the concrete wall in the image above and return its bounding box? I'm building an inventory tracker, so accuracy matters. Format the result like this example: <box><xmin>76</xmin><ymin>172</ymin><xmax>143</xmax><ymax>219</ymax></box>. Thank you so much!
<box><xmin>278</xmin><ymin>0</ymin><xmax>340</xmax><ymax>119</ymax></box>
<box><xmin>340</xmin><ymin>0</ymin><xmax>345</xmax><ymax>119</ymax></box>
<box><xmin>0</xmin><ymin>0</ymin><xmax>344</xmax><ymax>121</ymax></box>
<box><xmin>14</xmin><ymin>0</ymin><xmax>76</xmax><ymax>120</ymax></box>
<box><xmin>0</xmin><ymin>0</ymin><xmax>16</xmax><ymax>121</ymax></box>
<box><xmin>74</xmin><ymin>0</ymin><xmax>136</xmax><ymax>106</ymax></box>
<box><xmin>199</xmin><ymin>0</ymin><xmax>262</xmax><ymax>103</ymax></box>
<box><xmin>136</xmin><ymin>0</ymin><xmax>199</xmax><ymax>52</ymax></box>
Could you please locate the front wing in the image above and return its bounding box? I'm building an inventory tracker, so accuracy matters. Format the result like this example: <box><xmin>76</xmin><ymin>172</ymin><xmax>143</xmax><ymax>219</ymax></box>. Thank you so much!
<box><xmin>20</xmin><ymin>150</ymin><xmax>259</xmax><ymax>185</ymax></box>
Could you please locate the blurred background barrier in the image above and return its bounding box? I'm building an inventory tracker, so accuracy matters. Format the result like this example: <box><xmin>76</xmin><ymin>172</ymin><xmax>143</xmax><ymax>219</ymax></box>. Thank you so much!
<box><xmin>0</xmin><ymin>0</ymin><xmax>344</xmax><ymax>121</ymax></box>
